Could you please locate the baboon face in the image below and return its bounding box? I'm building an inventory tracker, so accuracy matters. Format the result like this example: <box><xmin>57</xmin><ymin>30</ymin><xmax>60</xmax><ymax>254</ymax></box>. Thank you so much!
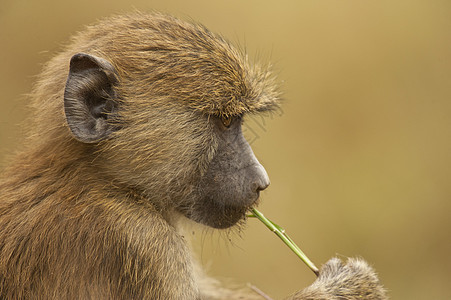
<box><xmin>185</xmin><ymin>115</ymin><xmax>270</xmax><ymax>228</ymax></box>
<box><xmin>62</xmin><ymin>14</ymin><xmax>277</xmax><ymax>229</ymax></box>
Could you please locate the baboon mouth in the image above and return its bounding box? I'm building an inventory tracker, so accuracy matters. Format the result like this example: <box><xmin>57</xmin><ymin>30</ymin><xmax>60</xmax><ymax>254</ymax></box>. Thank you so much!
<box><xmin>185</xmin><ymin>200</ymin><xmax>255</xmax><ymax>229</ymax></box>
<box><xmin>248</xmin><ymin>193</ymin><xmax>261</xmax><ymax>209</ymax></box>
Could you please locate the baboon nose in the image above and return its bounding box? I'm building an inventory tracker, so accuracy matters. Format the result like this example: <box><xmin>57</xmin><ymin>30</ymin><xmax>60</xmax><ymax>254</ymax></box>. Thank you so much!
<box><xmin>254</xmin><ymin>164</ymin><xmax>270</xmax><ymax>192</ymax></box>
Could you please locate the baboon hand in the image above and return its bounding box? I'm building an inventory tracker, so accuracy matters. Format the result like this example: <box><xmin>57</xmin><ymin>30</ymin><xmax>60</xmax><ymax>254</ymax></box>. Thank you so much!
<box><xmin>288</xmin><ymin>257</ymin><xmax>388</xmax><ymax>300</ymax></box>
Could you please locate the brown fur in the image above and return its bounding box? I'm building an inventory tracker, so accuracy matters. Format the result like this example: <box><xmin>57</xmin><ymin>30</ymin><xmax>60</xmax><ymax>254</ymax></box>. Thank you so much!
<box><xmin>0</xmin><ymin>12</ymin><xmax>276</xmax><ymax>299</ymax></box>
<box><xmin>0</xmin><ymin>12</ymin><xmax>387</xmax><ymax>299</ymax></box>
<box><xmin>289</xmin><ymin>258</ymin><xmax>388</xmax><ymax>300</ymax></box>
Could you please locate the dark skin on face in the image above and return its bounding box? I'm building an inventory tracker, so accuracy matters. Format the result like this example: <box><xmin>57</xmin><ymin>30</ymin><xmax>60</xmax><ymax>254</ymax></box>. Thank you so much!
<box><xmin>188</xmin><ymin>115</ymin><xmax>270</xmax><ymax>228</ymax></box>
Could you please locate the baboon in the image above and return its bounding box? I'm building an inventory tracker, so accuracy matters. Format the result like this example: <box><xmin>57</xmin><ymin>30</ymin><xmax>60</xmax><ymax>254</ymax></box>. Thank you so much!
<box><xmin>0</xmin><ymin>12</ymin><xmax>387</xmax><ymax>299</ymax></box>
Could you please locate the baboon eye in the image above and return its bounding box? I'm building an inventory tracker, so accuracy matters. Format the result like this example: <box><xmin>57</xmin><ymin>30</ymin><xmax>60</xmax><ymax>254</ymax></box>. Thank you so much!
<box><xmin>221</xmin><ymin>116</ymin><xmax>233</xmax><ymax>128</ymax></box>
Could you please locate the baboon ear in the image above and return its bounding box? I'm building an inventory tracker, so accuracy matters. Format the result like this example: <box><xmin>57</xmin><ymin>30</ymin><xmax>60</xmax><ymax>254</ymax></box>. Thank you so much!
<box><xmin>64</xmin><ymin>53</ymin><xmax>119</xmax><ymax>143</ymax></box>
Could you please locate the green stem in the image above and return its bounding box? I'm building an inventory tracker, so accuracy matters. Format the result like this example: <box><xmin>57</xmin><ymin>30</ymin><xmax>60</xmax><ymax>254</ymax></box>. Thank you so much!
<box><xmin>249</xmin><ymin>208</ymin><xmax>319</xmax><ymax>277</ymax></box>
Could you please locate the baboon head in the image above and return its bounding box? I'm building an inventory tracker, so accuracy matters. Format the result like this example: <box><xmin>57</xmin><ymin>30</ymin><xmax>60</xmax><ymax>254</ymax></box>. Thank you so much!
<box><xmin>59</xmin><ymin>13</ymin><xmax>279</xmax><ymax>229</ymax></box>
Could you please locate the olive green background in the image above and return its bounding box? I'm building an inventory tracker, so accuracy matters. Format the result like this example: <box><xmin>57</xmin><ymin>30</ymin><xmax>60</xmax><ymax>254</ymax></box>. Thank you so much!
<box><xmin>1</xmin><ymin>1</ymin><xmax>450</xmax><ymax>299</ymax></box>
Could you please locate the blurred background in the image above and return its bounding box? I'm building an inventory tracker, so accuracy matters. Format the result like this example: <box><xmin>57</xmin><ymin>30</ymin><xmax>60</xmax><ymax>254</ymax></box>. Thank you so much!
<box><xmin>1</xmin><ymin>1</ymin><xmax>450</xmax><ymax>299</ymax></box>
